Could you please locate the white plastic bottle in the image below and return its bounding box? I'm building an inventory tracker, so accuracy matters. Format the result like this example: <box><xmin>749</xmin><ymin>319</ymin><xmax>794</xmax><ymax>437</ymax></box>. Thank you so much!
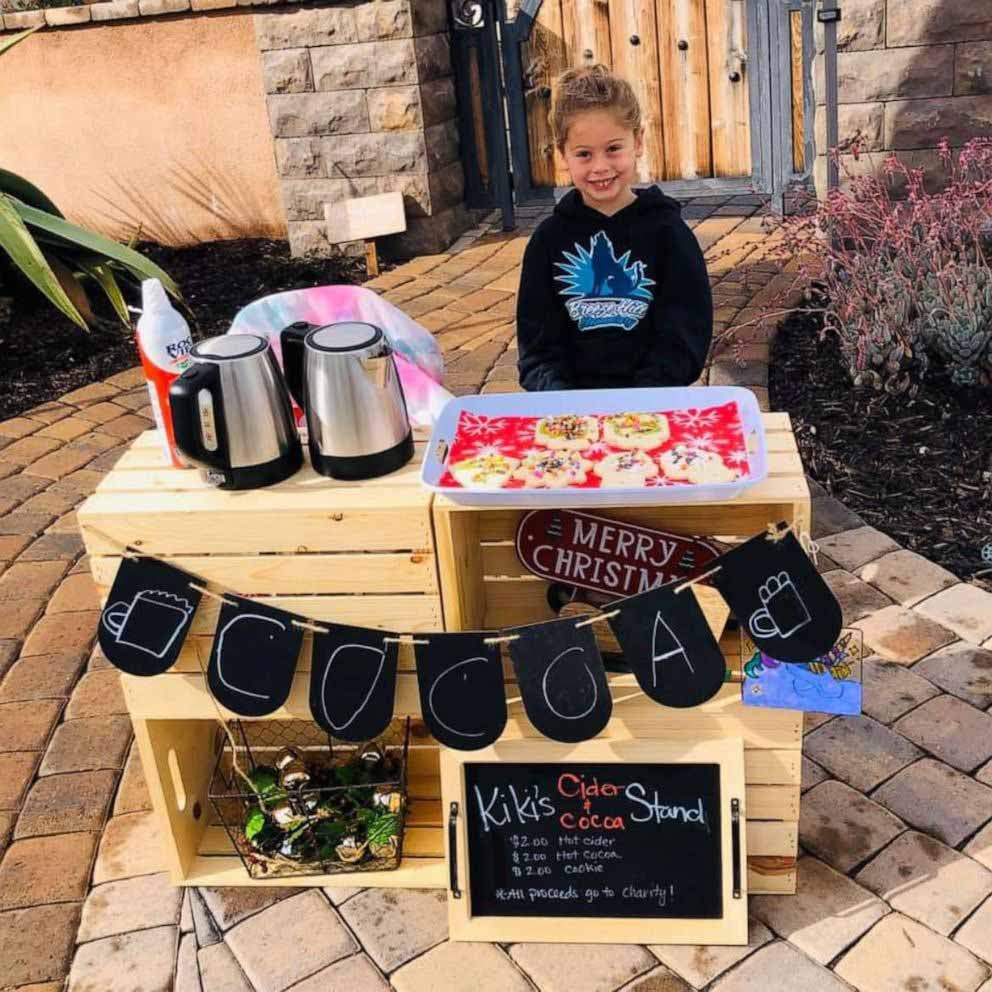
<box><xmin>136</xmin><ymin>279</ymin><xmax>193</xmax><ymax>468</ymax></box>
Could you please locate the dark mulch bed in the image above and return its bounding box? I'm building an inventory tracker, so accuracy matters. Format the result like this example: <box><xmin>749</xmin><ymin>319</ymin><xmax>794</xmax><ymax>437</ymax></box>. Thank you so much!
<box><xmin>0</xmin><ymin>239</ymin><xmax>369</xmax><ymax>420</ymax></box>
<box><xmin>770</xmin><ymin>309</ymin><xmax>992</xmax><ymax>585</ymax></box>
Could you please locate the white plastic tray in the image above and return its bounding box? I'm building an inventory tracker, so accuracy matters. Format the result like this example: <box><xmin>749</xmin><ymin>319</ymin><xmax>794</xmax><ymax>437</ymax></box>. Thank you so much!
<box><xmin>420</xmin><ymin>386</ymin><xmax>769</xmax><ymax>507</ymax></box>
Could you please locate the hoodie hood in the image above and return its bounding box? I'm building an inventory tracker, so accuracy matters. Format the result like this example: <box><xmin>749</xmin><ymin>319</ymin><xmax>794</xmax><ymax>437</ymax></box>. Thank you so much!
<box><xmin>553</xmin><ymin>185</ymin><xmax>682</xmax><ymax>222</ymax></box>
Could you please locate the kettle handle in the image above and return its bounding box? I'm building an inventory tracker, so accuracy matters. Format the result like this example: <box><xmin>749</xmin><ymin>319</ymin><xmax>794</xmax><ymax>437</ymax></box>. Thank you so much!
<box><xmin>168</xmin><ymin>363</ymin><xmax>229</xmax><ymax>470</ymax></box>
<box><xmin>280</xmin><ymin>322</ymin><xmax>311</xmax><ymax>409</ymax></box>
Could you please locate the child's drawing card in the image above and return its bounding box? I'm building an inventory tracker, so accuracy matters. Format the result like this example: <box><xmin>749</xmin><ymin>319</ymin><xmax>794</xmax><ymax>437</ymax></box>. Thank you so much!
<box><xmin>741</xmin><ymin>628</ymin><xmax>863</xmax><ymax>715</ymax></box>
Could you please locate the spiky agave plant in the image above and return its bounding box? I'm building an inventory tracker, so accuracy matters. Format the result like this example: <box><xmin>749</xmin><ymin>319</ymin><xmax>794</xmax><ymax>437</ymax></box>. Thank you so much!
<box><xmin>0</xmin><ymin>26</ymin><xmax>180</xmax><ymax>329</ymax></box>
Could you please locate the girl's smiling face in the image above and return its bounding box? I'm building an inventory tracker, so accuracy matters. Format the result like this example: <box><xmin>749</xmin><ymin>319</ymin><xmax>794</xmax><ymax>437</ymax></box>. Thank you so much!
<box><xmin>561</xmin><ymin>109</ymin><xmax>643</xmax><ymax>216</ymax></box>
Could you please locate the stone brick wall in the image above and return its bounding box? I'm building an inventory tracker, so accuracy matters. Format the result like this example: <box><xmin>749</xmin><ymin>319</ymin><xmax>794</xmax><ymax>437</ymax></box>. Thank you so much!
<box><xmin>253</xmin><ymin>0</ymin><xmax>472</xmax><ymax>258</ymax></box>
<box><xmin>813</xmin><ymin>0</ymin><xmax>992</xmax><ymax>197</ymax></box>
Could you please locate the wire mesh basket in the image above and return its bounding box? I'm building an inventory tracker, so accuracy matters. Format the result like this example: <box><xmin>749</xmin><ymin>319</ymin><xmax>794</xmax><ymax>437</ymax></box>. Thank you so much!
<box><xmin>209</xmin><ymin>719</ymin><xmax>409</xmax><ymax>880</ymax></box>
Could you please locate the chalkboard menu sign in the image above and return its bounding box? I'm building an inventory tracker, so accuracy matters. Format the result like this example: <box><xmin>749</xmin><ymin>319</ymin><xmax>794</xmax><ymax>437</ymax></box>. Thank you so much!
<box><xmin>442</xmin><ymin>739</ymin><xmax>747</xmax><ymax>945</ymax></box>
<box><xmin>466</xmin><ymin>762</ymin><xmax>722</xmax><ymax>918</ymax></box>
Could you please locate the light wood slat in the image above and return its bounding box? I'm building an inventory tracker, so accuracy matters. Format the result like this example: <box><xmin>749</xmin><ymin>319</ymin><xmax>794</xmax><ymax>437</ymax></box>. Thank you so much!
<box><xmin>765</xmin><ymin>432</ymin><xmax>801</xmax><ymax>454</ymax></box>
<box><xmin>406</xmin><ymin>798</ymin><xmax>442</xmax><ymax>828</ymax></box>
<box><xmin>99</xmin><ymin>462</ymin><xmax>430</xmax><ymax>493</ymax></box>
<box><xmin>128</xmin><ymin>426</ymin><xmax>431</xmax><ymax>451</ymax></box>
<box><xmin>746</xmin><ymin>785</ymin><xmax>800</xmax><ymax>820</ymax></box>
<box><xmin>562</xmin><ymin>0</ymin><xmax>612</xmax><ymax>69</ymax></box>
<box><xmin>387</xmin><ymin>745</ymin><xmax>800</xmax><ymax>788</ymax></box>
<box><xmin>524</xmin><ymin>0</ymin><xmax>570</xmax><ymax>187</ymax></box>
<box><xmin>744</xmin><ymin>748</ymin><xmax>802</xmax><ymax>785</ymax></box>
<box><xmin>706</xmin><ymin>0</ymin><xmax>751</xmax><ymax>177</ymax></box>
<box><xmin>748</xmin><ymin>862</ymin><xmax>797</xmax><ymax>893</ymax></box>
<box><xmin>191</xmin><ymin>593</ymin><xmax>438</xmax><ymax>635</ymax></box>
<box><xmin>748</xmin><ymin>821</ymin><xmax>798</xmax><ymax>856</ymax></box>
<box><xmin>92</xmin><ymin>551</ymin><xmax>438</xmax><ymax>596</ymax></box>
<box><xmin>98</xmin><ymin>593</ymin><xmax>444</xmax><ymax>638</ymax></box>
<box><xmin>790</xmin><ymin>10</ymin><xmax>805</xmax><ymax>172</ymax></box>
<box><xmin>79</xmin><ymin>501</ymin><xmax>433</xmax><ymax>555</ymax></box>
<box><xmin>609</xmin><ymin>0</ymin><xmax>666</xmax><ymax>181</ymax></box>
<box><xmin>470</xmin><ymin>494</ymin><xmax>808</xmax><ymax>541</ymax></box>
<box><xmin>123</xmin><ymin>676</ymin><xmax>802</xmax><ymax>749</ymax></box>
<box><xmin>184</xmin><ymin>853</ymin><xmax>447</xmax><ymax>888</ymax></box>
<box><xmin>111</xmin><ymin>440</ymin><xmax>428</xmax><ymax>480</ymax></box>
<box><xmin>482</xmin><ymin>577</ymin><xmax>730</xmax><ymax>633</ymax></box>
<box><xmin>658</xmin><ymin>0</ymin><xmax>712</xmax><ymax>179</ymax></box>
<box><xmin>407</xmin><ymin>775</ymin><xmax>441</xmax><ymax>799</ymax></box>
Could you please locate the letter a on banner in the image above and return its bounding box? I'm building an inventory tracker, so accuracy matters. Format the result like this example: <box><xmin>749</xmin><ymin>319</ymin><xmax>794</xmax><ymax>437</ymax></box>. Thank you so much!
<box><xmin>414</xmin><ymin>633</ymin><xmax>507</xmax><ymax>750</ymax></box>
<box><xmin>507</xmin><ymin>618</ymin><xmax>612</xmax><ymax>743</ymax></box>
<box><xmin>99</xmin><ymin>556</ymin><xmax>202</xmax><ymax>676</ymax></box>
<box><xmin>310</xmin><ymin>624</ymin><xmax>399</xmax><ymax>742</ymax></box>
<box><xmin>206</xmin><ymin>596</ymin><xmax>302</xmax><ymax>716</ymax></box>
<box><xmin>608</xmin><ymin>584</ymin><xmax>726</xmax><ymax>707</ymax></box>
<box><xmin>714</xmin><ymin>528</ymin><xmax>842</xmax><ymax>664</ymax></box>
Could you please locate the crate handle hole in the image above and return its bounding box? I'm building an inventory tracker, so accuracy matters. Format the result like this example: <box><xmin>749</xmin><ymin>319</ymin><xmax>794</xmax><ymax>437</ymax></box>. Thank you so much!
<box><xmin>167</xmin><ymin>748</ymin><xmax>188</xmax><ymax>812</ymax></box>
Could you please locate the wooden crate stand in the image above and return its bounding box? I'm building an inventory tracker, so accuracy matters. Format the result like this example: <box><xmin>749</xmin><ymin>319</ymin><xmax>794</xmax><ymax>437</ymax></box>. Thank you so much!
<box><xmin>81</xmin><ymin>413</ymin><xmax>808</xmax><ymax>894</ymax></box>
<box><xmin>432</xmin><ymin>412</ymin><xmax>810</xmax><ymax>895</ymax></box>
<box><xmin>80</xmin><ymin>430</ymin><xmax>447</xmax><ymax>888</ymax></box>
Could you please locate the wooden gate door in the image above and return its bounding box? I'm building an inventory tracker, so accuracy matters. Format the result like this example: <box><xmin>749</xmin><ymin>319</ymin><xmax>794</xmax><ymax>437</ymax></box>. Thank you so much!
<box><xmin>522</xmin><ymin>0</ymin><xmax>753</xmax><ymax>189</ymax></box>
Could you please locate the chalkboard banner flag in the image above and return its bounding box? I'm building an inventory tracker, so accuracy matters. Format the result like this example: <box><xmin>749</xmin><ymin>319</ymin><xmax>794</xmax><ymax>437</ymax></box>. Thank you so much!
<box><xmin>414</xmin><ymin>633</ymin><xmax>507</xmax><ymax>750</ymax></box>
<box><xmin>714</xmin><ymin>528</ymin><xmax>842</xmax><ymax>664</ymax></box>
<box><xmin>608</xmin><ymin>584</ymin><xmax>726</xmax><ymax>707</ymax></box>
<box><xmin>99</xmin><ymin>556</ymin><xmax>202</xmax><ymax>676</ymax></box>
<box><xmin>206</xmin><ymin>596</ymin><xmax>302</xmax><ymax>716</ymax></box>
<box><xmin>310</xmin><ymin>624</ymin><xmax>399</xmax><ymax>742</ymax></box>
<box><xmin>507</xmin><ymin>619</ymin><xmax>612</xmax><ymax>743</ymax></box>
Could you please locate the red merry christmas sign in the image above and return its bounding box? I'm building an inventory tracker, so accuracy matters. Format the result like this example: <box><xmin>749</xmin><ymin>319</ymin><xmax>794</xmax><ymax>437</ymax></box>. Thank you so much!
<box><xmin>515</xmin><ymin>509</ymin><xmax>721</xmax><ymax>598</ymax></box>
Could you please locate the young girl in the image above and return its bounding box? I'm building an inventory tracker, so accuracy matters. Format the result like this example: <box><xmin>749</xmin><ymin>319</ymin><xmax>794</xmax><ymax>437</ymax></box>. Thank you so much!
<box><xmin>516</xmin><ymin>65</ymin><xmax>713</xmax><ymax>391</ymax></box>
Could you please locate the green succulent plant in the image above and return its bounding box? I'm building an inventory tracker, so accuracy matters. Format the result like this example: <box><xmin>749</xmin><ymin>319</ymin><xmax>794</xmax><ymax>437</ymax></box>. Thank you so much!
<box><xmin>0</xmin><ymin>26</ymin><xmax>179</xmax><ymax>330</ymax></box>
<box><xmin>918</xmin><ymin>261</ymin><xmax>992</xmax><ymax>386</ymax></box>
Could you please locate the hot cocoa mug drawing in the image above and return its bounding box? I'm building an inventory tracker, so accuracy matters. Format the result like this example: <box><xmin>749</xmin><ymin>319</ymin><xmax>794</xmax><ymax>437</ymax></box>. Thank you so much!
<box><xmin>101</xmin><ymin>590</ymin><xmax>195</xmax><ymax>659</ymax></box>
<box><xmin>748</xmin><ymin>571</ymin><xmax>811</xmax><ymax>641</ymax></box>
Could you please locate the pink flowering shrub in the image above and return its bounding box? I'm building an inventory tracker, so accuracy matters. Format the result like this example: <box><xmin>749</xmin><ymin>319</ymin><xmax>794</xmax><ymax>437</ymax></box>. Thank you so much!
<box><xmin>749</xmin><ymin>137</ymin><xmax>992</xmax><ymax>394</ymax></box>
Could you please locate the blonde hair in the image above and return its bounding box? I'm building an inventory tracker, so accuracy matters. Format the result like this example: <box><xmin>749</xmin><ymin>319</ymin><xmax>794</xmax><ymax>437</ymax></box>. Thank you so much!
<box><xmin>550</xmin><ymin>64</ymin><xmax>642</xmax><ymax>152</ymax></box>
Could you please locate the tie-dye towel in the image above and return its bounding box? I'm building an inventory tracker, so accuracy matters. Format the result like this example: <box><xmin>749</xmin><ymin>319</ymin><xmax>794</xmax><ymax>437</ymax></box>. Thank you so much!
<box><xmin>228</xmin><ymin>285</ymin><xmax>452</xmax><ymax>427</ymax></box>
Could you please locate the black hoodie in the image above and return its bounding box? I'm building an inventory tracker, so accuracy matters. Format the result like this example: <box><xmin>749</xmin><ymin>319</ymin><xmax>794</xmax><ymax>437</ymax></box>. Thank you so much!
<box><xmin>516</xmin><ymin>186</ymin><xmax>713</xmax><ymax>391</ymax></box>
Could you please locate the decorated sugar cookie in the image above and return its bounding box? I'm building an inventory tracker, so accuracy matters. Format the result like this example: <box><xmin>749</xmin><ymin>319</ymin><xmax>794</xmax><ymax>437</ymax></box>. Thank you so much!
<box><xmin>514</xmin><ymin>451</ymin><xmax>593</xmax><ymax>488</ymax></box>
<box><xmin>451</xmin><ymin>453</ymin><xmax>520</xmax><ymax>489</ymax></box>
<box><xmin>602</xmin><ymin>412</ymin><xmax>670</xmax><ymax>450</ymax></box>
<box><xmin>534</xmin><ymin>414</ymin><xmax>599</xmax><ymax>451</ymax></box>
<box><xmin>659</xmin><ymin>444</ymin><xmax>738</xmax><ymax>484</ymax></box>
<box><xmin>595</xmin><ymin>450</ymin><xmax>660</xmax><ymax>487</ymax></box>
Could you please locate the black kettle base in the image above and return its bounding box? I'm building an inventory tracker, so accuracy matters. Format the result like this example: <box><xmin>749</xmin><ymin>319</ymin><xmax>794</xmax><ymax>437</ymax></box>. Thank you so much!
<box><xmin>204</xmin><ymin>444</ymin><xmax>304</xmax><ymax>490</ymax></box>
<box><xmin>311</xmin><ymin>432</ymin><xmax>414</xmax><ymax>480</ymax></box>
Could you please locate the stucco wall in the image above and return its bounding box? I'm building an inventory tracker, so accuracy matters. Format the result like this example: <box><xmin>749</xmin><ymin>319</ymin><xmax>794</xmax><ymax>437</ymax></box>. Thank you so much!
<box><xmin>0</xmin><ymin>12</ymin><xmax>287</xmax><ymax>245</ymax></box>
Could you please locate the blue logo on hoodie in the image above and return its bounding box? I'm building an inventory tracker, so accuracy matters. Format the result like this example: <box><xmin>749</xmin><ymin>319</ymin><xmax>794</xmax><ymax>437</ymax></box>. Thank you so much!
<box><xmin>555</xmin><ymin>231</ymin><xmax>655</xmax><ymax>332</ymax></box>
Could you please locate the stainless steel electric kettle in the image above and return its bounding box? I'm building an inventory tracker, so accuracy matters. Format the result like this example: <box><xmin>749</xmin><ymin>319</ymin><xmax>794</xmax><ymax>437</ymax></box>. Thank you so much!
<box><xmin>280</xmin><ymin>321</ymin><xmax>413</xmax><ymax>480</ymax></box>
<box><xmin>168</xmin><ymin>333</ymin><xmax>302</xmax><ymax>490</ymax></box>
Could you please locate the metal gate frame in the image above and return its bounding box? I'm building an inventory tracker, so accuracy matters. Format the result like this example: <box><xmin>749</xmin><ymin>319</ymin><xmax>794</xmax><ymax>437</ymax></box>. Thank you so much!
<box><xmin>449</xmin><ymin>0</ymin><xmax>839</xmax><ymax>226</ymax></box>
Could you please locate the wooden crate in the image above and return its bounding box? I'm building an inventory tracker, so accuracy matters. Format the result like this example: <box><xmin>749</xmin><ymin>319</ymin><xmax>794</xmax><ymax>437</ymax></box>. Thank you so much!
<box><xmin>81</xmin><ymin>414</ymin><xmax>808</xmax><ymax>894</ymax></box>
<box><xmin>79</xmin><ymin>429</ymin><xmax>447</xmax><ymax>889</ymax></box>
<box><xmin>431</xmin><ymin>412</ymin><xmax>810</xmax><ymax>895</ymax></box>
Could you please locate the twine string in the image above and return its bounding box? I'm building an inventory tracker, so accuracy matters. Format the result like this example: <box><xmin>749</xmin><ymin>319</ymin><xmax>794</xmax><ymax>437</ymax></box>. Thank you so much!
<box><xmin>573</xmin><ymin>609</ymin><xmax>620</xmax><ymax>629</ymax></box>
